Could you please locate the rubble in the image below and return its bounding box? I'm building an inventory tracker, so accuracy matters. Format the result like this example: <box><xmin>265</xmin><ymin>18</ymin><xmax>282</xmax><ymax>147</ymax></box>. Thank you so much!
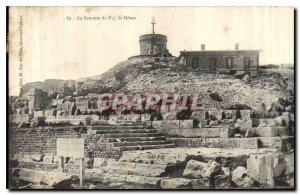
<box><xmin>231</xmin><ymin>166</ymin><xmax>254</xmax><ymax>187</ymax></box>
<box><xmin>8</xmin><ymin>55</ymin><xmax>294</xmax><ymax>189</ymax></box>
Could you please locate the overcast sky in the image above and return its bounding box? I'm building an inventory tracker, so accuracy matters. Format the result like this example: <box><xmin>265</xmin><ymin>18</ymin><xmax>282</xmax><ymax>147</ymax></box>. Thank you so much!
<box><xmin>9</xmin><ymin>7</ymin><xmax>294</xmax><ymax>95</ymax></box>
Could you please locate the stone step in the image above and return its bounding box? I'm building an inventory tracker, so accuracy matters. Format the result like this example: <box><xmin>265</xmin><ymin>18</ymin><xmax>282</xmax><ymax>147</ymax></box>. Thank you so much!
<box><xmin>93</xmin><ymin>129</ymin><xmax>157</xmax><ymax>134</ymax></box>
<box><xmin>163</xmin><ymin>127</ymin><xmax>234</xmax><ymax>138</ymax></box>
<box><xmin>103</xmin><ymin>161</ymin><xmax>168</xmax><ymax>177</ymax></box>
<box><xmin>106</xmin><ymin>136</ymin><xmax>167</xmax><ymax>142</ymax></box>
<box><xmin>91</xmin><ymin>125</ymin><xmax>151</xmax><ymax>130</ymax></box>
<box><xmin>85</xmin><ymin>170</ymin><xmax>161</xmax><ymax>187</ymax></box>
<box><xmin>112</xmin><ymin>140</ymin><xmax>174</xmax><ymax>147</ymax></box>
<box><xmin>117</xmin><ymin>143</ymin><xmax>176</xmax><ymax>151</ymax></box>
<box><xmin>171</xmin><ymin>136</ymin><xmax>294</xmax><ymax>151</ymax></box>
<box><xmin>251</xmin><ymin>127</ymin><xmax>292</xmax><ymax>137</ymax></box>
<box><xmin>85</xmin><ymin>170</ymin><xmax>210</xmax><ymax>189</ymax></box>
<box><xmin>101</xmin><ymin>133</ymin><xmax>164</xmax><ymax>138</ymax></box>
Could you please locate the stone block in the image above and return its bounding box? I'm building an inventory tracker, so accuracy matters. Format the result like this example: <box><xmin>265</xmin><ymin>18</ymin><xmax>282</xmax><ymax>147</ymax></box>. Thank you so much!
<box><xmin>240</xmin><ymin>110</ymin><xmax>251</xmax><ymax>120</ymax></box>
<box><xmin>234</xmin><ymin>119</ymin><xmax>253</xmax><ymax>133</ymax></box>
<box><xmin>257</xmin><ymin>119</ymin><xmax>277</xmax><ymax>127</ymax></box>
<box><xmin>93</xmin><ymin>158</ymin><xmax>107</xmax><ymax>168</ymax></box>
<box><xmin>91</xmin><ymin>119</ymin><xmax>107</xmax><ymax>125</ymax></box>
<box><xmin>223</xmin><ymin>138</ymin><xmax>239</xmax><ymax>148</ymax></box>
<box><xmin>163</xmin><ymin>111</ymin><xmax>177</xmax><ymax>120</ymax></box>
<box><xmin>34</xmin><ymin>111</ymin><xmax>45</xmax><ymax>117</ymax></box>
<box><xmin>273</xmin><ymin>153</ymin><xmax>287</xmax><ymax>178</ymax></box>
<box><xmin>258</xmin><ymin>137</ymin><xmax>294</xmax><ymax>151</ymax></box>
<box><xmin>253</xmin><ymin>127</ymin><xmax>288</xmax><ymax>137</ymax></box>
<box><xmin>160</xmin><ymin>178</ymin><xmax>193</xmax><ymax>189</ymax></box>
<box><xmin>180</xmin><ymin>120</ymin><xmax>194</xmax><ymax>129</ymax></box>
<box><xmin>191</xmin><ymin>111</ymin><xmax>207</xmax><ymax>120</ymax></box>
<box><xmin>122</xmin><ymin>175</ymin><xmax>160</xmax><ymax>186</ymax></box>
<box><xmin>247</xmin><ymin>153</ymin><xmax>287</xmax><ymax>186</ymax></box>
<box><xmin>213</xmin><ymin>174</ymin><xmax>231</xmax><ymax>189</ymax></box>
<box><xmin>219</xmin><ymin>127</ymin><xmax>234</xmax><ymax>138</ymax></box>
<box><xmin>43</xmin><ymin>156</ymin><xmax>54</xmax><ymax>164</ymax></box>
<box><xmin>76</xmin><ymin>100</ymin><xmax>90</xmax><ymax>112</ymax></box>
<box><xmin>191</xmin><ymin>178</ymin><xmax>212</xmax><ymax>189</ymax></box>
<box><xmin>247</xmin><ymin>154</ymin><xmax>274</xmax><ymax>186</ymax></box>
<box><xmin>18</xmin><ymin>169</ymin><xmax>46</xmax><ymax>183</ymax></box>
<box><xmin>141</xmin><ymin>114</ymin><xmax>151</xmax><ymax>121</ymax></box>
<box><xmin>209</xmin><ymin>111</ymin><xmax>222</xmax><ymax>121</ymax></box>
<box><xmin>44</xmin><ymin>109</ymin><xmax>57</xmax><ymax>117</ymax></box>
<box><xmin>10</xmin><ymin>114</ymin><xmax>31</xmax><ymax>124</ymax></box>
<box><xmin>125</xmin><ymin>114</ymin><xmax>141</xmax><ymax>122</ymax></box>
<box><xmin>152</xmin><ymin>120</ymin><xmax>180</xmax><ymax>133</ymax></box>
<box><xmin>238</xmin><ymin>138</ymin><xmax>258</xmax><ymax>149</ymax></box>
<box><xmin>231</xmin><ymin>166</ymin><xmax>254</xmax><ymax>187</ymax></box>
<box><xmin>33</xmin><ymin>116</ymin><xmax>46</xmax><ymax>126</ymax></box>
<box><xmin>183</xmin><ymin>159</ymin><xmax>221</xmax><ymax>178</ymax></box>
<box><xmin>273</xmin><ymin>113</ymin><xmax>291</xmax><ymax>127</ymax></box>
<box><xmin>223</xmin><ymin>110</ymin><xmax>237</xmax><ymax>119</ymax></box>
<box><xmin>84</xmin><ymin>169</ymin><xmax>105</xmax><ymax>182</ymax></box>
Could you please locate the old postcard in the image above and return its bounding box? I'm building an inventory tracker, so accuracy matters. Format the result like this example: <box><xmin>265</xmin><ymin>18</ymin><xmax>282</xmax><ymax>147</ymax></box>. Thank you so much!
<box><xmin>7</xmin><ymin>6</ymin><xmax>295</xmax><ymax>190</ymax></box>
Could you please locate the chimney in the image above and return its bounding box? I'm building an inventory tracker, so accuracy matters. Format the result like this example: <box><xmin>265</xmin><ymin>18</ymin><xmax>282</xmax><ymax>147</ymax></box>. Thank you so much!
<box><xmin>235</xmin><ymin>43</ymin><xmax>239</xmax><ymax>50</ymax></box>
<box><xmin>201</xmin><ymin>44</ymin><xmax>205</xmax><ymax>51</ymax></box>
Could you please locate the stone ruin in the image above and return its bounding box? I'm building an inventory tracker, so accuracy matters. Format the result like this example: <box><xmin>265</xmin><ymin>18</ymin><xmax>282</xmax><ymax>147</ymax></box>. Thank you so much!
<box><xmin>8</xmin><ymin>84</ymin><xmax>295</xmax><ymax>189</ymax></box>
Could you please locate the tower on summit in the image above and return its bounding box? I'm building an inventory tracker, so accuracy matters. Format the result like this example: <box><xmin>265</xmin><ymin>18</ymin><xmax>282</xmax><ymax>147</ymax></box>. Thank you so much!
<box><xmin>139</xmin><ymin>18</ymin><xmax>168</xmax><ymax>56</ymax></box>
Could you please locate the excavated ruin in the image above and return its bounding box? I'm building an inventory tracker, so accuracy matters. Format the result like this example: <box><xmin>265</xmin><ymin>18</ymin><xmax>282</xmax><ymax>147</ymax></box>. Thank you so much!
<box><xmin>8</xmin><ymin>56</ymin><xmax>295</xmax><ymax>189</ymax></box>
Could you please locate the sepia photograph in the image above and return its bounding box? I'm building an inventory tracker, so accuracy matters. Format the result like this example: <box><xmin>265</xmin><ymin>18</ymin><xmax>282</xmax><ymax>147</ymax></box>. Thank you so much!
<box><xmin>7</xmin><ymin>6</ymin><xmax>295</xmax><ymax>190</ymax></box>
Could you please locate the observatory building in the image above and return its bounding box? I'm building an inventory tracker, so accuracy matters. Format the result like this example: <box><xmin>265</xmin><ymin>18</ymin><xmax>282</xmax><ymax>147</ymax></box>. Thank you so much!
<box><xmin>139</xmin><ymin>18</ymin><xmax>169</xmax><ymax>56</ymax></box>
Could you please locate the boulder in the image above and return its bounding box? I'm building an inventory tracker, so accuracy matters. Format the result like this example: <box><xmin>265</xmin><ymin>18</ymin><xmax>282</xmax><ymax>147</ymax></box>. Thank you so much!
<box><xmin>242</xmin><ymin>74</ymin><xmax>250</xmax><ymax>84</ymax></box>
<box><xmin>273</xmin><ymin>153</ymin><xmax>287</xmax><ymax>178</ymax></box>
<box><xmin>183</xmin><ymin>159</ymin><xmax>221</xmax><ymax>178</ymax></box>
<box><xmin>160</xmin><ymin>178</ymin><xmax>193</xmax><ymax>189</ymax></box>
<box><xmin>52</xmin><ymin>175</ymin><xmax>80</xmax><ymax>189</ymax></box>
<box><xmin>18</xmin><ymin>169</ymin><xmax>46</xmax><ymax>183</ymax></box>
<box><xmin>234</xmin><ymin>119</ymin><xmax>252</xmax><ymax>133</ymax></box>
<box><xmin>213</xmin><ymin>174</ymin><xmax>231</xmax><ymax>189</ymax></box>
<box><xmin>214</xmin><ymin>171</ymin><xmax>234</xmax><ymax>192</ymax></box>
<box><xmin>284</xmin><ymin>154</ymin><xmax>294</xmax><ymax>175</ymax></box>
<box><xmin>231</xmin><ymin>166</ymin><xmax>254</xmax><ymax>187</ymax></box>
<box><xmin>43</xmin><ymin>170</ymin><xmax>71</xmax><ymax>187</ymax></box>
<box><xmin>273</xmin><ymin>113</ymin><xmax>290</xmax><ymax>127</ymax></box>
<box><xmin>258</xmin><ymin>119</ymin><xmax>277</xmax><ymax>127</ymax></box>
<box><xmin>191</xmin><ymin>178</ymin><xmax>212</xmax><ymax>189</ymax></box>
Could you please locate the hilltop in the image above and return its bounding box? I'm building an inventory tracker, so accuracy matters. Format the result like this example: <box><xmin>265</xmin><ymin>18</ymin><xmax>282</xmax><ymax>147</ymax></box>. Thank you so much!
<box><xmin>19</xmin><ymin>56</ymin><xmax>293</xmax><ymax>111</ymax></box>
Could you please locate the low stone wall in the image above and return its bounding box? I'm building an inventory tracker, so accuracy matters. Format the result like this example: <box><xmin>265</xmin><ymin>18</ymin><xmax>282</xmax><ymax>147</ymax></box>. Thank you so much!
<box><xmin>171</xmin><ymin>136</ymin><xmax>294</xmax><ymax>151</ymax></box>
<box><xmin>9</xmin><ymin>126</ymin><xmax>121</xmax><ymax>159</ymax></box>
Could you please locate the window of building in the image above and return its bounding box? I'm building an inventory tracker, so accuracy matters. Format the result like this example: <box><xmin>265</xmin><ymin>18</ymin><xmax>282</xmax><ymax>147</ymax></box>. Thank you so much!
<box><xmin>226</xmin><ymin>58</ymin><xmax>233</xmax><ymax>69</ymax></box>
<box><xmin>209</xmin><ymin>58</ymin><xmax>217</xmax><ymax>70</ymax></box>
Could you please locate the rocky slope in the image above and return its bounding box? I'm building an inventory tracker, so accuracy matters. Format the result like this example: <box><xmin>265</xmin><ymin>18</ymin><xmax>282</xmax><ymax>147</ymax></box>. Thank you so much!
<box><xmin>20</xmin><ymin>57</ymin><xmax>293</xmax><ymax>111</ymax></box>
